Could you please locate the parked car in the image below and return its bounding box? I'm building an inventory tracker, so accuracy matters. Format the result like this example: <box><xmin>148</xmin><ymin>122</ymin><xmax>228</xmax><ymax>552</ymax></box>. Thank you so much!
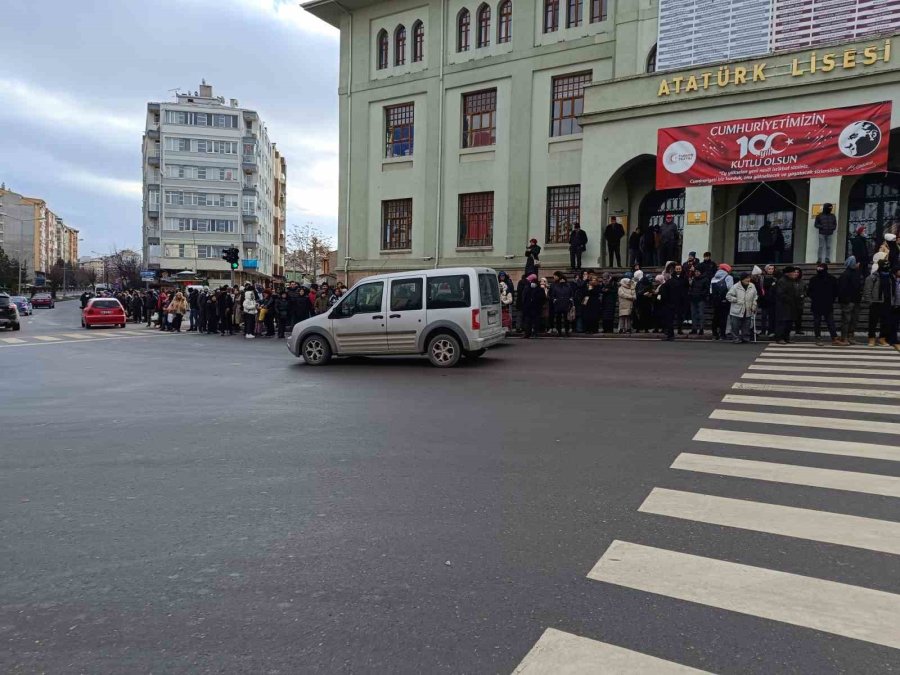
<box><xmin>0</xmin><ymin>293</ymin><xmax>21</xmax><ymax>331</ymax></box>
<box><xmin>287</xmin><ymin>267</ymin><xmax>506</xmax><ymax>368</ymax></box>
<box><xmin>31</xmin><ymin>292</ymin><xmax>55</xmax><ymax>309</ymax></box>
<box><xmin>82</xmin><ymin>298</ymin><xmax>127</xmax><ymax>328</ymax></box>
<box><xmin>10</xmin><ymin>296</ymin><xmax>32</xmax><ymax>315</ymax></box>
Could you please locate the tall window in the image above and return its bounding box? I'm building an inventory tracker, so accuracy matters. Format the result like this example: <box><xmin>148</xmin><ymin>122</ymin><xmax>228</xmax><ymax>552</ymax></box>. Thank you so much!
<box><xmin>544</xmin><ymin>0</ymin><xmax>559</xmax><ymax>32</ymax></box>
<box><xmin>547</xmin><ymin>186</ymin><xmax>580</xmax><ymax>243</ymax></box>
<box><xmin>459</xmin><ymin>192</ymin><xmax>494</xmax><ymax>247</ymax></box>
<box><xmin>550</xmin><ymin>71</ymin><xmax>591</xmax><ymax>136</ymax></box>
<box><xmin>412</xmin><ymin>21</ymin><xmax>425</xmax><ymax>62</ymax></box>
<box><xmin>590</xmin><ymin>0</ymin><xmax>606</xmax><ymax>22</ymax></box>
<box><xmin>385</xmin><ymin>103</ymin><xmax>415</xmax><ymax>158</ymax></box>
<box><xmin>646</xmin><ymin>44</ymin><xmax>657</xmax><ymax>73</ymax></box>
<box><xmin>395</xmin><ymin>25</ymin><xmax>406</xmax><ymax>65</ymax></box>
<box><xmin>382</xmin><ymin>199</ymin><xmax>413</xmax><ymax>250</ymax></box>
<box><xmin>477</xmin><ymin>4</ymin><xmax>491</xmax><ymax>47</ymax></box>
<box><xmin>377</xmin><ymin>29</ymin><xmax>389</xmax><ymax>69</ymax></box>
<box><xmin>566</xmin><ymin>0</ymin><xmax>582</xmax><ymax>27</ymax></box>
<box><xmin>457</xmin><ymin>9</ymin><xmax>471</xmax><ymax>52</ymax></box>
<box><xmin>462</xmin><ymin>89</ymin><xmax>496</xmax><ymax>148</ymax></box>
<box><xmin>497</xmin><ymin>0</ymin><xmax>512</xmax><ymax>43</ymax></box>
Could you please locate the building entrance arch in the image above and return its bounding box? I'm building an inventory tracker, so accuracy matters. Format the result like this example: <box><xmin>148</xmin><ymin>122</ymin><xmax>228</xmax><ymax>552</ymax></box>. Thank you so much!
<box><xmin>846</xmin><ymin>173</ymin><xmax>900</xmax><ymax>255</ymax></box>
<box><xmin>734</xmin><ymin>182</ymin><xmax>796</xmax><ymax>265</ymax></box>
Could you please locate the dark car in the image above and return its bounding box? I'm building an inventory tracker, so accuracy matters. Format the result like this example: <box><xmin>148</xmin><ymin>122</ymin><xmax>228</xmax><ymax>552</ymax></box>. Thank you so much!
<box><xmin>31</xmin><ymin>292</ymin><xmax>55</xmax><ymax>309</ymax></box>
<box><xmin>10</xmin><ymin>296</ymin><xmax>32</xmax><ymax>315</ymax></box>
<box><xmin>0</xmin><ymin>293</ymin><xmax>21</xmax><ymax>331</ymax></box>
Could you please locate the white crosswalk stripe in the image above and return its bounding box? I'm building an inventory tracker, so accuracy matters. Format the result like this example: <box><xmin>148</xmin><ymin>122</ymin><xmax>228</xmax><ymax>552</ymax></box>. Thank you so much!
<box><xmin>587</xmin><ymin>541</ymin><xmax>900</xmax><ymax>649</ymax></box>
<box><xmin>765</xmin><ymin>343</ymin><xmax>890</xmax><ymax>351</ymax></box>
<box><xmin>693</xmin><ymin>427</ymin><xmax>900</xmax><ymax>462</ymax></box>
<box><xmin>513</xmin><ymin>628</ymin><xmax>710</xmax><ymax>674</ymax></box>
<box><xmin>761</xmin><ymin>350</ymin><xmax>899</xmax><ymax>360</ymax></box>
<box><xmin>732</xmin><ymin>382</ymin><xmax>900</xmax><ymax>399</ymax></box>
<box><xmin>710</xmin><ymin>408</ymin><xmax>900</xmax><ymax>435</ymax></box>
<box><xmin>33</xmin><ymin>336</ymin><xmax>62</xmax><ymax>342</ymax></box>
<box><xmin>755</xmin><ymin>358</ymin><xmax>900</xmax><ymax>367</ymax></box>
<box><xmin>742</xmin><ymin>372</ymin><xmax>900</xmax><ymax>386</ymax></box>
<box><xmin>672</xmin><ymin>452</ymin><xmax>900</xmax><ymax>498</ymax></box>
<box><xmin>722</xmin><ymin>393</ymin><xmax>900</xmax><ymax>416</ymax></box>
<box><xmin>749</xmin><ymin>364</ymin><xmax>888</xmax><ymax>374</ymax></box>
<box><xmin>60</xmin><ymin>333</ymin><xmax>93</xmax><ymax>339</ymax></box>
<box><xmin>0</xmin><ymin>337</ymin><xmax>26</xmax><ymax>344</ymax></box>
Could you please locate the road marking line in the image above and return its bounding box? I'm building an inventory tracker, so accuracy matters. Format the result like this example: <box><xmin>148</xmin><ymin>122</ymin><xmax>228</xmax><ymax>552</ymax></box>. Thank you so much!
<box><xmin>732</xmin><ymin>382</ymin><xmax>900</xmax><ymax>399</ymax></box>
<box><xmin>749</xmin><ymin>364</ymin><xmax>887</xmax><ymax>374</ymax></box>
<box><xmin>672</xmin><ymin>452</ymin><xmax>900</xmax><ymax>498</ymax></box>
<box><xmin>741</xmin><ymin>373</ymin><xmax>900</xmax><ymax>386</ymax></box>
<box><xmin>33</xmin><ymin>336</ymin><xmax>62</xmax><ymax>342</ymax></box>
<box><xmin>756</xmin><ymin>358</ymin><xmax>900</xmax><ymax>368</ymax></box>
<box><xmin>762</xmin><ymin>350</ymin><xmax>899</xmax><ymax>360</ymax></box>
<box><xmin>512</xmin><ymin>628</ymin><xmax>709</xmax><ymax>674</ymax></box>
<box><xmin>587</xmin><ymin>540</ymin><xmax>900</xmax><ymax>649</ymax></box>
<box><xmin>0</xmin><ymin>337</ymin><xmax>26</xmax><ymax>344</ymax></box>
<box><xmin>693</xmin><ymin>428</ymin><xmax>900</xmax><ymax>462</ymax></box>
<box><xmin>60</xmin><ymin>333</ymin><xmax>93</xmax><ymax>339</ymax></box>
<box><xmin>0</xmin><ymin>334</ymin><xmax>164</xmax><ymax>348</ymax></box>
<box><xmin>711</xmin><ymin>409</ymin><xmax>900</xmax><ymax>435</ymax></box>
<box><xmin>722</xmin><ymin>394</ymin><xmax>900</xmax><ymax>416</ymax></box>
<box><xmin>764</xmin><ymin>343</ymin><xmax>889</xmax><ymax>351</ymax></box>
<box><xmin>639</xmin><ymin>487</ymin><xmax>900</xmax><ymax>554</ymax></box>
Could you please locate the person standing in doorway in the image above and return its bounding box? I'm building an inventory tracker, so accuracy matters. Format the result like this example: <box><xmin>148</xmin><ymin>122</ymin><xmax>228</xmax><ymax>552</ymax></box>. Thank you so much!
<box><xmin>659</xmin><ymin>213</ymin><xmax>679</xmax><ymax>265</ymax></box>
<box><xmin>604</xmin><ymin>217</ymin><xmax>625</xmax><ymax>267</ymax></box>
<box><xmin>807</xmin><ymin>263</ymin><xmax>844</xmax><ymax>346</ymax></box>
<box><xmin>641</xmin><ymin>223</ymin><xmax>657</xmax><ymax>267</ymax></box>
<box><xmin>758</xmin><ymin>221</ymin><xmax>777</xmax><ymax>262</ymax></box>
<box><xmin>850</xmin><ymin>226</ymin><xmax>870</xmax><ymax>274</ymax></box>
<box><xmin>568</xmin><ymin>224</ymin><xmax>588</xmax><ymax>271</ymax></box>
<box><xmin>814</xmin><ymin>203</ymin><xmax>837</xmax><ymax>264</ymax></box>
<box><xmin>628</xmin><ymin>226</ymin><xmax>643</xmax><ymax>267</ymax></box>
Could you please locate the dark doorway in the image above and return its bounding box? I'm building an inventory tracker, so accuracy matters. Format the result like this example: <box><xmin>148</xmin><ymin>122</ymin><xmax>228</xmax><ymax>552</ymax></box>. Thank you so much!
<box><xmin>638</xmin><ymin>189</ymin><xmax>684</xmax><ymax>265</ymax></box>
<box><xmin>847</xmin><ymin>173</ymin><xmax>900</xmax><ymax>258</ymax></box>
<box><xmin>734</xmin><ymin>182</ymin><xmax>796</xmax><ymax>265</ymax></box>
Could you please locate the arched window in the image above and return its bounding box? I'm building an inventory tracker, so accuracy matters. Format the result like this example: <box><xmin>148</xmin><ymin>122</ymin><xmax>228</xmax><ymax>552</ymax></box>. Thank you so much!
<box><xmin>476</xmin><ymin>4</ymin><xmax>491</xmax><ymax>48</ymax></box>
<box><xmin>412</xmin><ymin>21</ymin><xmax>425</xmax><ymax>62</ymax></box>
<box><xmin>646</xmin><ymin>44</ymin><xmax>657</xmax><ymax>73</ymax></box>
<box><xmin>543</xmin><ymin>0</ymin><xmax>559</xmax><ymax>33</ymax></box>
<box><xmin>376</xmin><ymin>29</ymin><xmax>388</xmax><ymax>70</ymax></box>
<box><xmin>566</xmin><ymin>0</ymin><xmax>582</xmax><ymax>27</ymax></box>
<box><xmin>457</xmin><ymin>9</ymin><xmax>471</xmax><ymax>52</ymax></box>
<box><xmin>394</xmin><ymin>25</ymin><xmax>406</xmax><ymax>66</ymax></box>
<box><xmin>497</xmin><ymin>0</ymin><xmax>512</xmax><ymax>43</ymax></box>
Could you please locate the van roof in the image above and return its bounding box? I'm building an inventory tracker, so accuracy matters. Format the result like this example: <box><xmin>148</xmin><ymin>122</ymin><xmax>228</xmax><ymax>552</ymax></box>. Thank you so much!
<box><xmin>355</xmin><ymin>267</ymin><xmax>498</xmax><ymax>283</ymax></box>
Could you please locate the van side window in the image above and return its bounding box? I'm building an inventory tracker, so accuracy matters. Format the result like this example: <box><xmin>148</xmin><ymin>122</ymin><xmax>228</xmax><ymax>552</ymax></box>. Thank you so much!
<box><xmin>339</xmin><ymin>281</ymin><xmax>384</xmax><ymax>315</ymax></box>
<box><xmin>478</xmin><ymin>273</ymin><xmax>500</xmax><ymax>306</ymax></box>
<box><xmin>390</xmin><ymin>278</ymin><xmax>423</xmax><ymax>311</ymax></box>
<box><xmin>427</xmin><ymin>275</ymin><xmax>470</xmax><ymax>309</ymax></box>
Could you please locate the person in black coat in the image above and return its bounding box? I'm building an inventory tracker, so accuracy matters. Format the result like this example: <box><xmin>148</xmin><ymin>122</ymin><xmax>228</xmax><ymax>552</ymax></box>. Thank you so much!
<box><xmin>758</xmin><ymin>265</ymin><xmax>778</xmax><ymax>336</ymax></box>
<box><xmin>774</xmin><ymin>267</ymin><xmax>803</xmax><ymax>343</ymax></box>
<box><xmin>548</xmin><ymin>273</ymin><xmax>574</xmax><ymax>335</ymax></box>
<box><xmin>524</xmin><ymin>239</ymin><xmax>541</xmax><ymax>277</ymax></box>
<box><xmin>568</xmin><ymin>224</ymin><xmax>588</xmax><ymax>271</ymax></box>
<box><xmin>143</xmin><ymin>291</ymin><xmax>156</xmax><ymax>327</ymax></box>
<box><xmin>274</xmin><ymin>291</ymin><xmax>291</xmax><ymax>338</ymax></box>
<box><xmin>641</xmin><ymin>225</ymin><xmax>657</xmax><ymax>267</ymax></box>
<box><xmin>204</xmin><ymin>292</ymin><xmax>218</xmax><ymax>334</ymax></box>
<box><xmin>216</xmin><ymin>289</ymin><xmax>234</xmax><ymax>335</ymax></box>
<box><xmin>628</xmin><ymin>227</ymin><xmax>642</xmax><ymax>267</ymax></box>
<box><xmin>850</xmin><ymin>226</ymin><xmax>870</xmax><ymax>273</ymax></box>
<box><xmin>667</xmin><ymin>264</ymin><xmax>689</xmax><ymax>334</ymax></box>
<box><xmin>130</xmin><ymin>293</ymin><xmax>143</xmax><ymax>324</ymax></box>
<box><xmin>599</xmin><ymin>273</ymin><xmax>617</xmax><ymax>333</ymax></box>
<box><xmin>656</xmin><ymin>276</ymin><xmax>677</xmax><ymax>341</ymax></box>
<box><xmin>187</xmin><ymin>288</ymin><xmax>200</xmax><ymax>331</ymax></box>
<box><xmin>634</xmin><ymin>273</ymin><xmax>655</xmax><ymax>333</ymax></box>
<box><xmin>582</xmin><ymin>276</ymin><xmax>602</xmax><ymax>334</ymax></box>
<box><xmin>837</xmin><ymin>256</ymin><xmax>862</xmax><ymax>344</ymax></box>
<box><xmin>806</xmin><ymin>263</ymin><xmax>841</xmax><ymax>345</ymax></box>
<box><xmin>520</xmin><ymin>274</ymin><xmax>545</xmax><ymax>338</ymax></box>
<box><xmin>605</xmin><ymin>218</ymin><xmax>625</xmax><ymax>267</ymax></box>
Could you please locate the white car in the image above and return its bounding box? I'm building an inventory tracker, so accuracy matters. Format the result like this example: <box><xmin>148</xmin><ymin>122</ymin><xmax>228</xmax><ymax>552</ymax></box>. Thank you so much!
<box><xmin>287</xmin><ymin>267</ymin><xmax>506</xmax><ymax>367</ymax></box>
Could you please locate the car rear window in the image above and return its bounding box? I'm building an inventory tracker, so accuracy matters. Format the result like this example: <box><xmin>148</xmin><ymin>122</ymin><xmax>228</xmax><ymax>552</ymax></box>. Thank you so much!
<box><xmin>427</xmin><ymin>275</ymin><xmax>470</xmax><ymax>309</ymax></box>
<box><xmin>0</xmin><ymin>297</ymin><xmax>9</xmax><ymax>307</ymax></box>
<box><xmin>11</xmin><ymin>297</ymin><xmax>26</xmax><ymax>303</ymax></box>
<box><xmin>478</xmin><ymin>274</ymin><xmax>501</xmax><ymax>306</ymax></box>
<box><xmin>92</xmin><ymin>299</ymin><xmax>121</xmax><ymax>309</ymax></box>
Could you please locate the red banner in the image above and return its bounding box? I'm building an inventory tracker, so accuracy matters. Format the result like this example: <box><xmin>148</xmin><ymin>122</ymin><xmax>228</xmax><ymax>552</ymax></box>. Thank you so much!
<box><xmin>656</xmin><ymin>102</ymin><xmax>892</xmax><ymax>189</ymax></box>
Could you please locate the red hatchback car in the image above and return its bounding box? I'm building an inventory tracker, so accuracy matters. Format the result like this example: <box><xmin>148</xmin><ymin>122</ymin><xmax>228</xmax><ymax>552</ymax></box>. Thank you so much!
<box><xmin>82</xmin><ymin>298</ymin><xmax>127</xmax><ymax>328</ymax></box>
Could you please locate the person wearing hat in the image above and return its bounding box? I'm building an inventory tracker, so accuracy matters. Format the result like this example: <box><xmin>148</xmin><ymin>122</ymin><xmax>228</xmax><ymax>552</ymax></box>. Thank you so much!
<box><xmin>850</xmin><ymin>225</ymin><xmax>871</xmax><ymax>273</ymax></box>
<box><xmin>726</xmin><ymin>272</ymin><xmax>758</xmax><ymax>344</ymax></box>
<box><xmin>807</xmin><ymin>262</ymin><xmax>844</xmax><ymax>346</ymax></box>
<box><xmin>883</xmin><ymin>232</ymin><xmax>899</xmax><ymax>269</ymax></box>
<box><xmin>774</xmin><ymin>266</ymin><xmax>803</xmax><ymax>344</ymax></box>
<box><xmin>814</xmin><ymin>203</ymin><xmax>837</xmax><ymax>264</ymax></box>
<box><xmin>520</xmin><ymin>273</ymin><xmax>545</xmax><ymax>338</ymax></box>
<box><xmin>524</xmin><ymin>239</ymin><xmax>541</xmax><ymax>277</ymax></box>
<box><xmin>838</xmin><ymin>256</ymin><xmax>862</xmax><ymax>344</ymax></box>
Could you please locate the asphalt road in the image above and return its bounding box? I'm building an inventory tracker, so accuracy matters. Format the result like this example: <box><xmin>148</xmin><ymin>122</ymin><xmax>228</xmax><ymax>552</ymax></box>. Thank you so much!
<box><xmin>1</xmin><ymin>301</ymin><xmax>898</xmax><ymax>673</ymax></box>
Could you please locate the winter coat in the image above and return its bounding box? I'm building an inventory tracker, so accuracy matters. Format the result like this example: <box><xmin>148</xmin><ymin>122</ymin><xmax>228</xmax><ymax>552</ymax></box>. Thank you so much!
<box><xmin>850</xmin><ymin>234</ymin><xmax>870</xmax><ymax>264</ymax></box>
<box><xmin>274</xmin><ymin>297</ymin><xmax>290</xmax><ymax>317</ymax></box>
<box><xmin>726</xmin><ymin>282</ymin><xmax>758</xmax><ymax>318</ymax></box>
<box><xmin>697</xmin><ymin>259</ymin><xmax>717</xmax><ymax>279</ymax></box>
<box><xmin>600</xmin><ymin>281</ymin><xmax>617</xmax><ymax>321</ymax></box>
<box><xmin>806</xmin><ymin>271</ymin><xmax>838</xmax><ymax>313</ymax></box>
<box><xmin>216</xmin><ymin>292</ymin><xmax>233</xmax><ymax>315</ymax></box>
<box><xmin>605</xmin><ymin>221</ymin><xmax>625</xmax><ymax>244</ymax></box>
<box><xmin>617</xmin><ymin>281</ymin><xmax>636</xmax><ymax>316</ymax></box>
<box><xmin>709</xmin><ymin>270</ymin><xmax>734</xmax><ymax>306</ymax></box>
<box><xmin>569</xmin><ymin>228</ymin><xmax>588</xmax><ymax>252</ymax></box>
<box><xmin>548</xmin><ymin>281</ymin><xmax>573</xmax><ymax>314</ymax></box>
<box><xmin>688</xmin><ymin>275</ymin><xmax>707</xmax><ymax>300</ymax></box>
<box><xmin>775</xmin><ymin>276</ymin><xmax>803</xmax><ymax>321</ymax></box>
<box><xmin>515</xmin><ymin>278</ymin><xmax>528</xmax><ymax>311</ymax></box>
<box><xmin>499</xmin><ymin>282</ymin><xmax>514</xmax><ymax>306</ymax></box>
<box><xmin>314</xmin><ymin>292</ymin><xmax>331</xmax><ymax>314</ymax></box>
<box><xmin>583</xmin><ymin>285</ymin><xmax>603</xmax><ymax>323</ymax></box>
<box><xmin>862</xmin><ymin>272</ymin><xmax>881</xmax><ymax>305</ymax></box>
<box><xmin>814</xmin><ymin>211</ymin><xmax>837</xmax><ymax>235</ymax></box>
<box><xmin>758</xmin><ymin>274</ymin><xmax>778</xmax><ymax>308</ymax></box>
<box><xmin>294</xmin><ymin>295</ymin><xmax>314</xmax><ymax>322</ymax></box>
<box><xmin>521</xmin><ymin>283</ymin><xmax>545</xmax><ymax>316</ymax></box>
<box><xmin>628</xmin><ymin>231</ymin><xmax>641</xmax><ymax>252</ymax></box>
<box><xmin>167</xmin><ymin>297</ymin><xmax>188</xmax><ymax>315</ymax></box>
<box><xmin>757</xmin><ymin>224</ymin><xmax>776</xmax><ymax>248</ymax></box>
<box><xmin>837</xmin><ymin>268</ymin><xmax>862</xmax><ymax>304</ymax></box>
<box><xmin>666</xmin><ymin>273</ymin><xmax>689</xmax><ymax>304</ymax></box>
<box><xmin>659</xmin><ymin>220</ymin><xmax>678</xmax><ymax>245</ymax></box>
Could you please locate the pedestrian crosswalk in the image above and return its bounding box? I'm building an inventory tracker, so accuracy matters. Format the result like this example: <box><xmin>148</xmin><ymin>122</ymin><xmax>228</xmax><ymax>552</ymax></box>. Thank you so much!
<box><xmin>0</xmin><ymin>328</ymin><xmax>170</xmax><ymax>348</ymax></box>
<box><xmin>514</xmin><ymin>342</ymin><xmax>900</xmax><ymax>671</ymax></box>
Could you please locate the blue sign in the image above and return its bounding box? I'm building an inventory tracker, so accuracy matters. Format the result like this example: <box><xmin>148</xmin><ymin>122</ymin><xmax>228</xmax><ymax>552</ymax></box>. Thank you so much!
<box><xmin>243</xmin><ymin>259</ymin><xmax>258</xmax><ymax>269</ymax></box>
<box><xmin>140</xmin><ymin>271</ymin><xmax>157</xmax><ymax>280</ymax></box>
<box><xmin>35</xmin><ymin>275</ymin><xmax>46</xmax><ymax>286</ymax></box>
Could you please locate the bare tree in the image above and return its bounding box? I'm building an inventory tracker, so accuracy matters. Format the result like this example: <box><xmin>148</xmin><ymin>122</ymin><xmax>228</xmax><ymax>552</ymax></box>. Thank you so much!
<box><xmin>106</xmin><ymin>249</ymin><xmax>142</xmax><ymax>289</ymax></box>
<box><xmin>286</xmin><ymin>223</ymin><xmax>333</xmax><ymax>281</ymax></box>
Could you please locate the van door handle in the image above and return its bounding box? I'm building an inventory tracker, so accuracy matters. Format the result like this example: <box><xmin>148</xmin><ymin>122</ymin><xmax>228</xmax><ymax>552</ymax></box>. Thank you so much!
<box><xmin>389</xmin><ymin>314</ymin><xmax>401</xmax><ymax>318</ymax></box>
<box><xmin>373</xmin><ymin>315</ymin><xmax>384</xmax><ymax>320</ymax></box>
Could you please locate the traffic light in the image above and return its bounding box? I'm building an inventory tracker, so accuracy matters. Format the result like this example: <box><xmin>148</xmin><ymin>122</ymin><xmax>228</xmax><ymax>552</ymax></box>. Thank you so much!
<box><xmin>220</xmin><ymin>247</ymin><xmax>240</xmax><ymax>270</ymax></box>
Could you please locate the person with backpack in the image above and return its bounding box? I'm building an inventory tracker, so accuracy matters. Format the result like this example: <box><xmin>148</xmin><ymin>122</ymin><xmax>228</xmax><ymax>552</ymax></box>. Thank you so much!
<box><xmin>709</xmin><ymin>266</ymin><xmax>734</xmax><ymax>340</ymax></box>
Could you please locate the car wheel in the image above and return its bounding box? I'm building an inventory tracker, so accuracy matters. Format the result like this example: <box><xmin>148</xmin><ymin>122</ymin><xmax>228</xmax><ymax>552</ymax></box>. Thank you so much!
<box><xmin>464</xmin><ymin>348</ymin><xmax>486</xmax><ymax>360</ymax></box>
<box><xmin>427</xmin><ymin>333</ymin><xmax>462</xmax><ymax>368</ymax></box>
<box><xmin>12</xmin><ymin>323</ymin><xmax>20</xmax><ymax>331</ymax></box>
<box><xmin>301</xmin><ymin>335</ymin><xmax>332</xmax><ymax>366</ymax></box>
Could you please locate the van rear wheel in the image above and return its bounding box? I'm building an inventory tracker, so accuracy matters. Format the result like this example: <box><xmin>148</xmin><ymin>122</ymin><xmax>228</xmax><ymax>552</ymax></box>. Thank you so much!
<box><xmin>301</xmin><ymin>335</ymin><xmax>332</xmax><ymax>366</ymax></box>
<box><xmin>427</xmin><ymin>333</ymin><xmax>461</xmax><ymax>368</ymax></box>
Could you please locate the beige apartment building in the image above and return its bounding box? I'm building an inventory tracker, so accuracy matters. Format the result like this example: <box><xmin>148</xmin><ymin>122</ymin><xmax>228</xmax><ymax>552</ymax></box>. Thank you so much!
<box><xmin>304</xmin><ymin>0</ymin><xmax>900</xmax><ymax>280</ymax></box>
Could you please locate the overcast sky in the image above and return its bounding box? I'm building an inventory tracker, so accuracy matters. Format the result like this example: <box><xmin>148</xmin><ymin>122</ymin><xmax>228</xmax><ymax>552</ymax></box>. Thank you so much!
<box><xmin>0</xmin><ymin>0</ymin><xmax>339</xmax><ymax>258</ymax></box>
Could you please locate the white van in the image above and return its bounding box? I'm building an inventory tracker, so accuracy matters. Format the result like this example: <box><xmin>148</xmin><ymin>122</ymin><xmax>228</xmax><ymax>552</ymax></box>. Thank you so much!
<box><xmin>287</xmin><ymin>267</ymin><xmax>506</xmax><ymax>367</ymax></box>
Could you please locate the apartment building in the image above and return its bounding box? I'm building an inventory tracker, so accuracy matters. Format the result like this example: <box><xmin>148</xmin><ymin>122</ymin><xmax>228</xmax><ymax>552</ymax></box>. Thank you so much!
<box><xmin>0</xmin><ymin>186</ymin><xmax>79</xmax><ymax>285</ymax></box>
<box><xmin>304</xmin><ymin>0</ymin><xmax>900</xmax><ymax>279</ymax></box>
<box><xmin>273</xmin><ymin>148</ymin><xmax>288</xmax><ymax>279</ymax></box>
<box><xmin>142</xmin><ymin>82</ymin><xmax>286</xmax><ymax>285</ymax></box>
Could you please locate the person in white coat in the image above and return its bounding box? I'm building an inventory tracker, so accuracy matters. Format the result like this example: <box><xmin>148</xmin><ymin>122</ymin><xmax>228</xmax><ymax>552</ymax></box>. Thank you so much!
<box><xmin>725</xmin><ymin>272</ymin><xmax>758</xmax><ymax>344</ymax></box>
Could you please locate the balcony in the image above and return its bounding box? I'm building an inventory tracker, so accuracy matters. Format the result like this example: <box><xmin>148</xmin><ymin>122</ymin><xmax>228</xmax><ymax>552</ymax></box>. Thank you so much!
<box><xmin>147</xmin><ymin>128</ymin><xmax>160</xmax><ymax>140</ymax></box>
<box><xmin>241</xmin><ymin>155</ymin><xmax>257</xmax><ymax>172</ymax></box>
<box><xmin>147</xmin><ymin>203</ymin><xmax>160</xmax><ymax>217</ymax></box>
<box><xmin>243</xmin><ymin>232</ymin><xmax>258</xmax><ymax>245</ymax></box>
<box><xmin>242</xmin><ymin>210</ymin><xmax>258</xmax><ymax>224</ymax></box>
<box><xmin>147</xmin><ymin>152</ymin><xmax>160</xmax><ymax>167</ymax></box>
<box><xmin>242</xmin><ymin>180</ymin><xmax>258</xmax><ymax>193</ymax></box>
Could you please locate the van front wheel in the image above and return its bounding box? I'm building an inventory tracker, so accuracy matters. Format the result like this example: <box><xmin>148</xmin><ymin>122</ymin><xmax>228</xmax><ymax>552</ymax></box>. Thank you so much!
<box><xmin>301</xmin><ymin>335</ymin><xmax>332</xmax><ymax>365</ymax></box>
<box><xmin>427</xmin><ymin>333</ymin><xmax>461</xmax><ymax>368</ymax></box>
